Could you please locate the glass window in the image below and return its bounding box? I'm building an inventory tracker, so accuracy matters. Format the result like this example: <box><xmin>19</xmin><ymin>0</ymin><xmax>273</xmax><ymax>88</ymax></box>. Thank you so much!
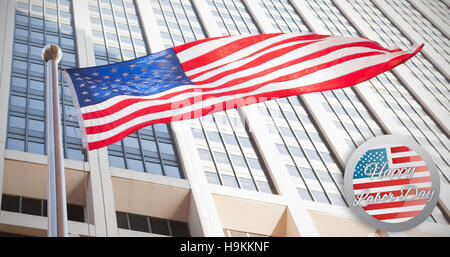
<box><xmin>222</xmin><ymin>134</ymin><xmax>238</xmax><ymax>146</ymax></box>
<box><xmin>289</xmin><ymin>146</ymin><xmax>304</xmax><ymax>158</ymax></box>
<box><xmin>198</xmin><ymin>149</ymin><xmax>213</xmax><ymax>161</ymax></box>
<box><xmin>239</xmin><ymin>177</ymin><xmax>256</xmax><ymax>191</ymax></box>
<box><xmin>206</xmin><ymin>131</ymin><xmax>222</xmax><ymax>143</ymax></box>
<box><xmin>149</xmin><ymin>217</ymin><xmax>170</xmax><ymax>236</ymax></box>
<box><xmin>238</xmin><ymin>137</ymin><xmax>252</xmax><ymax>148</ymax></box>
<box><xmin>329</xmin><ymin>193</ymin><xmax>347</xmax><ymax>207</ymax></box>
<box><xmin>151</xmin><ymin>0</ymin><xmax>273</xmax><ymax>192</ymax></box>
<box><xmin>256</xmin><ymin>181</ymin><xmax>272</xmax><ymax>194</ymax></box>
<box><xmin>8</xmin><ymin>0</ymin><xmax>81</xmax><ymax>160</ymax></box>
<box><xmin>300</xmin><ymin>168</ymin><xmax>316</xmax><ymax>180</ymax></box>
<box><xmin>29</xmin><ymin>98</ymin><xmax>44</xmax><ymax>111</ymax></box>
<box><xmin>146</xmin><ymin>161</ymin><xmax>163</xmax><ymax>175</ymax></box>
<box><xmin>317</xmin><ymin>170</ymin><xmax>333</xmax><ymax>183</ymax></box>
<box><xmin>127</xmin><ymin>158</ymin><xmax>144</xmax><ymax>172</ymax></box>
<box><xmin>1</xmin><ymin>195</ymin><xmax>20</xmax><ymax>212</ymax></box>
<box><xmin>141</xmin><ymin>139</ymin><xmax>157</xmax><ymax>152</ymax></box>
<box><xmin>28</xmin><ymin>119</ymin><xmax>45</xmax><ymax>132</ymax></box>
<box><xmin>205</xmin><ymin>171</ymin><xmax>221</xmax><ymax>185</ymax></box>
<box><xmin>91</xmin><ymin>0</ymin><xmax>182</xmax><ymax>179</ymax></box>
<box><xmin>164</xmin><ymin>165</ymin><xmax>181</xmax><ymax>178</ymax></box>
<box><xmin>29</xmin><ymin>80</ymin><xmax>44</xmax><ymax>92</ymax></box>
<box><xmin>21</xmin><ymin>197</ymin><xmax>42</xmax><ymax>216</ymax></box>
<box><xmin>159</xmin><ymin>142</ymin><xmax>175</xmax><ymax>155</ymax></box>
<box><xmin>67</xmin><ymin>204</ymin><xmax>85</xmax><ymax>222</ymax></box>
<box><xmin>28</xmin><ymin>141</ymin><xmax>45</xmax><ymax>155</ymax></box>
<box><xmin>170</xmin><ymin>220</ymin><xmax>190</xmax><ymax>237</ymax></box>
<box><xmin>67</xmin><ymin>148</ymin><xmax>82</xmax><ymax>161</ymax></box>
<box><xmin>305</xmin><ymin>149</ymin><xmax>321</xmax><ymax>161</ymax></box>
<box><xmin>276</xmin><ymin>143</ymin><xmax>289</xmax><ymax>155</ymax></box>
<box><xmin>214</xmin><ymin>151</ymin><xmax>230</xmax><ymax>164</ymax></box>
<box><xmin>230</xmin><ymin>155</ymin><xmax>247</xmax><ymax>167</ymax></box>
<box><xmin>7</xmin><ymin>138</ymin><xmax>25</xmax><ymax>151</ymax></box>
<box><xmin>311</xmin><ymin>190</ymin><xmax>329</xmax><ymax>204</ymax></box>
<box><xmin>128</xmin><ymin>214</ymin><xmax>149</xmax><ymax>232</ymax></box>
<box><xmin>247</xmin><ymin>158</ymin><xmax>262</xmax><ymax>170</ymax></box>
<box><xmin>109</xmin><ymin>155</ymin><xmax>126</xmax><ymax>169</ymax></box>
<box><xmin>297</xmin><ymin>188</ymin><xmax>312</xmax><ymax>201</ymax></box>
<box><xmin>116</xmin><ymin>211</ymin><xmax>129</xmax><ymax>229</ymax></box>
<box><xmin>221</xmin><ymin>174</ymin><xmax>238</xmax><ymax>187</ymax></box>
<box><xmin>192</xmin><ymin>128</ymin><xmax>205</xmax><ymax>140</ymax></box>
<box><xmin>9</xmin><ymin>116</ymin><xmax>25</xmax><ymax>128</ymax></box>
<box><xmin>286</xmin><ymin>165</ymin><xmax>299</xmax><ymax>177</ymax></box>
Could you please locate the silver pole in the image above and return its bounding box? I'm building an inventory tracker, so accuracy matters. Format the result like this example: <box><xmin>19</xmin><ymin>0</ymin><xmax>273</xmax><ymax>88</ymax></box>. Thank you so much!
<box><xmin>43</xmin><ymin>44</ymin><xmax>68</xmax><ymax>237</ymax></box>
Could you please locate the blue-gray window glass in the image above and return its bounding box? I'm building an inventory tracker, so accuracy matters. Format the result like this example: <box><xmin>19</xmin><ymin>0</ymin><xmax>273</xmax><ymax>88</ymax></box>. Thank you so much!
<box><xmin>151</xmin><ymin>0</ymin><xmax>275</xmax><ymax>194</ymax></box>
<box><xmin>305</xmin><ymin>0</ymin><xmax>448</xmax><ymax>224</ymax></box>
<box><xmin>345</xmin><ymin>0</ymin><xmax>450</xmax><ymax>186</ymax></box>
<box><xmin>7</xmin><ymin>0</ymin><xmax>82</xmax><ymax>161</ymax></box>
<box><xmin>88</xmin><ymin>0</ymin><xmax>183</xmax><ymax>178</ymax></box>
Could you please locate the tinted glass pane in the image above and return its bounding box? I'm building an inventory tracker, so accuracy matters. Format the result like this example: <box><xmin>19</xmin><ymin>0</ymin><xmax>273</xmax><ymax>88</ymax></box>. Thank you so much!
<box><xmin>297</xmin><ymin>188</ymin><xmax>312</xmax><ymax>201</ymax></box>
<box><xmin>256</xmin><ymin>181</ymin><xmax>272</xmax><ymax>194</ymax></box>
<box><xmin>149</xmin><ymin>217</ymin><xmax>170</xmax><ymax>236</ymax></box>
<box><xmin>129</xmin><ymin>214</ymin><xmax>149</xmax><ymax>232</ymax></box>
<box><xmin>205</xmin><ymin>172</ymin><xmax>220</xmax><ymax>184</ymax></box>
<box><xmin>109</xmin><ymin>155</ymin><xmax>126</xmax><ymax>168</ymax></box>
<box><xmin>311</xmin><ymin>190</ymin><xmax>329</xmax><ymax>204</ymax></box>
<box><xmin>222</xmin><ymin>174</ymin><xmax>238</xmax><ymax>188</ymax></box>
<box><xmin>170</xmin><ymin>220</ymin><xmax>190</xmax><ymax>237</ymax></box>
<box><xmin>116</xmin><ymin>212</ymin><xmax>129</xmax><ymax>229</ymax></box>
<box><xmin>21</xmin><ymin>197</ymin><xmax>42</xmax><ymax>216</ymax></box>
<box><xmin>1</xmin><ymin>195</ymin><xmax>20</xmax><ymax>212</ymax></box>
<box><xmin>127</xmin><ymin>158</ymin><xmax>144</xmax><ymax>172</ymax></box>
<box><xmin>164</xmin><ymin>165</ymin><xmax>182</xmax><ymax>178</ymax></box>
<box><xmin>146</xmin><ymin>162</ymin><xmax>163</xmax><ymax>175</ymax></box>
<box><xmin>7</xmin><ymin>138</ymin><xmax>25</xmax><ymax>151</ymax></box>
<box><xmin>67</xmin><ymin>204</ymin><xmax>84</xmax><ymax>222</ymax></box>
<box><xmin>239</xmin><ymin>177</ymin><xmax>256</xmax><ymax>191</ymax></box>
<box><xmin>28</xmin><ymin>141</ymin><xmax>45</xmax><ymax>155</ymax></box>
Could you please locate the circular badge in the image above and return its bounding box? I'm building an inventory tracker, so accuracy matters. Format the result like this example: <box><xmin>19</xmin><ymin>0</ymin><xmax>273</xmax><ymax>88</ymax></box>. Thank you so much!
<box><xmin>344</xmin><ymin>135</ymin><xmax>440</xmax><ymax>232</ymax></box>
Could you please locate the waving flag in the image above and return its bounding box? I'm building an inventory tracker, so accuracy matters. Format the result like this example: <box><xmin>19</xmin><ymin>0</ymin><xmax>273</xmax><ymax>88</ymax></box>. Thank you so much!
<box><xmin>63</xmin><ymin>33</ymin><xmax>423</xmax><ymax>150</ymax></box>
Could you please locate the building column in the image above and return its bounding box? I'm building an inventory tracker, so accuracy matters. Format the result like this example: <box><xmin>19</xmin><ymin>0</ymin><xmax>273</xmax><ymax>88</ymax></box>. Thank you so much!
<box><xmin>245</xmin><ymin>0</ymin><xmax>354</xmax><ymax>167</ymax></box>
<box><xmin>192</xmin><ymin>0</ymin><xmax>320</xmax><ymax>236</ymax></box>
<box><xmin>289</xmin><ymin>0</ymin><xmax>410</xmax><ymax>137</ymax></box>
<box><xmin>135</xmin><ymin>0</ymin><xmax>224</xmax><ymax>236</ymax></box>
<box><xmin>241</xmin><ymin>106</ymin><xmax>320</xmax><ymax>236</ymax></box>
<box><xmin>372</xmin><ymin>0</ymin><xmax>449</xmax><ymax>80</ymax></box>
<box><xmin>335</xmin><ymin>0</ymin><xmax>450</xmax><ymax>137</ymax></box>
<box><xmin>408</xmin><ymin>0</ymin><xmax>450</xmax><ymax>39</ymax></box>
<box><xmin>72</xmin><ymin>0</ymin><xmax>118</xmax><ymax>237</ymax></box>
<box><xmin>0</xmin><ymin>0</ymin><xmax>17</xmax><ymax>213</ymax></box>
<box><xmin>331</xmin><ymin>0</ymin><xmax>450</xmax><ymax>226</ymax></box>
<box><xmin>367</xmin><ymin>0</ymin><xmax>450</xmax><ymax>136</ymax></box>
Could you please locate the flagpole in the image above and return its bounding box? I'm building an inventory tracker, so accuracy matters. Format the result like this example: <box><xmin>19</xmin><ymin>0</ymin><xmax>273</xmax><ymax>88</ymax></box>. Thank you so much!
<box><xmin>42</xmin><ymin>44</ymin><xmax>68</xmax><ymax>237</ymax></box>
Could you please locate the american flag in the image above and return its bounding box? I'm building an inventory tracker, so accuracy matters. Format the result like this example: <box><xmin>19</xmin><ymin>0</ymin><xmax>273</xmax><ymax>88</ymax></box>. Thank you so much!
<box><xmin>353</xmin><ymin>146</ymin><xmax>431</xmax><ymax>223</ymax></box>
<box><xmin>63</xmin><ymin>33</ymin><xmax>423</xmax><ymax>150</ymax></box>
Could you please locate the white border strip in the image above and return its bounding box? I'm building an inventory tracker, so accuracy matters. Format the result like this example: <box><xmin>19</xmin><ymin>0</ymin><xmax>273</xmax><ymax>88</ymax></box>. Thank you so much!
<box><xmin>62</xmin><ymin>70</ymin><xmax>89</xmax><ymax>149</ymax></box>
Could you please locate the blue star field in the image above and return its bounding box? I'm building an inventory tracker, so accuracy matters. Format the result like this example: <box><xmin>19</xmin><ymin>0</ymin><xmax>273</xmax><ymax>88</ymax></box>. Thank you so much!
<box><xmin>353</xmin><ymin>148</ymin><xmax>389</xmax><ymax>179</ymax></box>
<box><xmin>65</xmin><ymin>48</ymin><xmax>193</xmax><ymax>108</ymax></box>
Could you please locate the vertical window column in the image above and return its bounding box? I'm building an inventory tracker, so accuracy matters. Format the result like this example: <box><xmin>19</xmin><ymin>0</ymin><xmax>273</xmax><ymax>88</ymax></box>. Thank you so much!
<box><xmin>88</xmin><ymin>0</ymin><xmax>183</xmax><ymax>179</ymax></box>
<box><xmin>137</xmin><ymin>0</ymin><xmax>225</xmax><ymax>236</ymax></box>
<box><xmin>7</xmin><ymin>0</ymin><xmax>82</xmax><ymax>161</ymax></box>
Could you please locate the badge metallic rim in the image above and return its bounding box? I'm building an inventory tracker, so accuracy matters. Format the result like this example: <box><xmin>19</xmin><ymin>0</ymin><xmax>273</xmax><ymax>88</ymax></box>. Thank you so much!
<box><xmin>344</xmin><ymin>135</ymin><xmax>440</xmax><ymax>232</ymax></box>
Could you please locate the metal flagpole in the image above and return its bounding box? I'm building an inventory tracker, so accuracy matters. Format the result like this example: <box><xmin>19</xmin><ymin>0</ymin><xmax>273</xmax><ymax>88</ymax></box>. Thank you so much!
<box><xmin>42</xmin><ymin>44</ymin><xmax>69</xmax><ymax>237</ymax></box>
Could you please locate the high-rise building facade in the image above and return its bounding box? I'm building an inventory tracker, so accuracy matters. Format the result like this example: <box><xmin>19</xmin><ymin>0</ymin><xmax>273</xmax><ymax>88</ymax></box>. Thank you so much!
<box><xmin>0</xmin><ymin>0</ymin><xmax>448</xmax><ymax>237</ymax></box>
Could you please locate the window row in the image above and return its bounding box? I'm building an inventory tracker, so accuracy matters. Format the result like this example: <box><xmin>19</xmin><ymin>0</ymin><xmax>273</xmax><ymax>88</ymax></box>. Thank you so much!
<box><xmin>1</xmin><ymin>194</ymin><xmax>85</xmax><ymax>223</ymax></box>
<box><xmin>116</xmin><ymin>211</ymin><xmax>190</xmax><ymax>237</ymax></box>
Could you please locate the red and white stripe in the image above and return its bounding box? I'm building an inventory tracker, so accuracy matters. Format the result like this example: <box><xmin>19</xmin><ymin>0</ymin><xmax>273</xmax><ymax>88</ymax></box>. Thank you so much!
<box><xmin>353</xmin><ymin>146</ymin><xmax>431</xmax><ymax>223</ymax></box>
<box><xmin>67</xmin><ymin>34</ymin><xmax>423</xmax><ymax>150</ymax></box>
